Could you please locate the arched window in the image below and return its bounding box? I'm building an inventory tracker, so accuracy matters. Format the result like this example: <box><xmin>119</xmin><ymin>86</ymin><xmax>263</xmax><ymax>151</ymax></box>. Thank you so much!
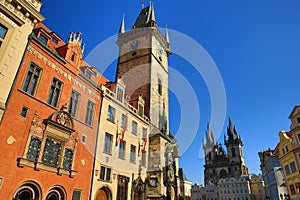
<box><xmin>13</xmin><ymin>181</ymin><xmax>41</xmax><ymax>200</ymax></box>
<box><xmin>220</xmin><ymin>169</ymin><xmax>227</xmax><ymax>178</ymax></box>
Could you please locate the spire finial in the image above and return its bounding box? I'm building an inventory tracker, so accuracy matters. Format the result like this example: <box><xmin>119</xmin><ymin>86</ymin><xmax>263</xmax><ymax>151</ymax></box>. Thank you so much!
<box><xmin>142</xmin><ymin>0</ymin><xmax>144</xmax><ymax>8</ymax></box>
<box><xmin>119</xmin><ymin>15</ymin><xmax>125</xmax><ymax>33</ymax></box>
<box><xmin>165</xmin><ymin>25</ymin><xmax>170</xmax><ymax>44</ymax></box>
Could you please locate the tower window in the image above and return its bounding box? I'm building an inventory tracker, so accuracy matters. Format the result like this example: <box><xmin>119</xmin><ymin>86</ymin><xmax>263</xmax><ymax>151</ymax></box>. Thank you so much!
<box><xmin>71</xmin><ymin>53</ymin><xmax>75</xmax><ymax>61</ymax></box>
<box><xmin>231</xmin><ymin>147</ymin><xmax>236</xmax><ymax>157</ymax></box>
<box><xmin>158</xmin><ymin>79</ymin><xmax>162</xmax><ymax>95</ymax></box>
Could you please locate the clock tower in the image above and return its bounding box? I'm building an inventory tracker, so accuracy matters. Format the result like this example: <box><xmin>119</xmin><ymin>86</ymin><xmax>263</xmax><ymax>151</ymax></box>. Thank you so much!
<box><xmin>116</xmin><ymin>4</ymin><xmax>171</xmax><ymax>132</ymax></box>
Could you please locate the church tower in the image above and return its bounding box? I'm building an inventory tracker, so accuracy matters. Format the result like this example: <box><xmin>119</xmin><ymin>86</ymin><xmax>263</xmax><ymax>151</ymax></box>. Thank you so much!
<box><xmin>116</xmin><ymin>3</ymin><xmax>171</xmax><ymax>131</ymax></box>
<box><xmin>224</xmin><ymin>118</ymin><xmax>249</xmax><ymax>177</ymax></box>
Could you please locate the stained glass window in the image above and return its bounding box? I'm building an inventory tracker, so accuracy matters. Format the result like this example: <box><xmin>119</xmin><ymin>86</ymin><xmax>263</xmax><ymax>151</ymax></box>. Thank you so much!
<box><xmin>63</xmin><ymin>149</ymin><xmax>73</xmax><ymax>170</ymax></box>
<box><xmin>42</xmin><ymin>139</ymin><xmax>61</xmax><ymax>167</ymax></box>
<box><xmin>26</xmin><ymin>138</ymin><xmax>41</xmax><ymax>162</ymax></box>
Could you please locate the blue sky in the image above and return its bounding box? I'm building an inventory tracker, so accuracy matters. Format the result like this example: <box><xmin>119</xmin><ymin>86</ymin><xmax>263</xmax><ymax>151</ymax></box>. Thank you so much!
<box><xmin>41</xmin><ymin>1</ymin><xmax>300</xmax><ymax>184</ymax></box>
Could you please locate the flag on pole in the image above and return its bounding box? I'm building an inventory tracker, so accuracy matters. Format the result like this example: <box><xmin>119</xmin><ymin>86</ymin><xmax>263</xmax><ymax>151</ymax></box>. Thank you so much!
<box><xmin>115</xmin><ymin>126</ymin><xmax>119</xmax><ymax>146</ymax></box>
<box><xmin>142</xmin><ymin>138</ymin><xmax>147</xmax><ymax>153</ymax></box>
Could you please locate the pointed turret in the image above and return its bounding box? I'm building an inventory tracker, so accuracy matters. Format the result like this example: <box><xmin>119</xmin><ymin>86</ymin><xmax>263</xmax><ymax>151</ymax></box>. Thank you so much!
<box><xmin>132</xmin><ymin>3</ymin><xmax>157</xmax><ymax>29</ymax></box>
<box><xmin>165</xmin><ymin>26</ymin><xmax>170</xmax><ymax>44</ymax></box>
<box><xmin>119</xmin><ymin>15</ymin><xmax>125</xmax><ymax>33</ymax></box>
<box><xmin>149</xmin><ymin>2</ymin><xmax>156</xmax><ymax>23</ymax></box>
<box><xmin>227</xmin><ymin>117</ymin><xmax>237</xmax><ymax>140</ymax></box>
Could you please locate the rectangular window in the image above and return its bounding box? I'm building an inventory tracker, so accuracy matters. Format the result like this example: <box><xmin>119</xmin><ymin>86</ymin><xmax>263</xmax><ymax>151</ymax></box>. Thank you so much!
<box><xmin>84</xmin><ymin>100</ymin><xmax>95</xmax><ymax>126</ymax></box>
<box><xmin>117</xmin><ymin>87</ymin><xmax>124</xmax><ymax>102</ymax></box>
<box><xmin>286</xmin><ymin>145</ymin><xmax>289</xmax><ymax>152</ymax></box>
<box><xmin>52</xmin><ymin>37</ymin><xmax>59</xmax><ymax>44</ymax></box>
<box><xmin>104</xmin><ymin>133</ymin><xmax>113</xmax><ymax>154</ymax></box>
<box><xmin>106</xmin><ymin>168</ymin><xmax>111</xmax><ymax>181</ymax></box>
<box><xmin>0</xmin><ymin>23</ymin><xmax>8</xmax><ymax>39</ymax></box>
<box><xmin>81</xmin><ymin>135</ymin><xmax>86</xmax><ymax>144</ymax></box>
<box><xmin>26</xmin><ymin>137</ymin><xmax>41</xmax><ymax>162</ymax></box>
<box><xmin>62</xmin><ymin>149</ymin><xmax>73</xmax><ymax>170</ymax></box>
<box><xmin>158</xmin><ymin>79</ymin><xmax>162</xmax><ymax>95</ymax></box>
<box><xmin>20</xmin><ymin>106</ymin><xmax>29</xmax><ymax>118</ymax></box>
<box><xmin>121</xmin><ymin>114</ymin><xmax>128</xmax><ymax>129</ymax></box>
<box><xmin>99</xmin><ymin>166</ymin><xmax>111</xmax><ymax>182</ymax></box>
<box><xmin>85</xmin><ymin>71</ymin><xmax>91</xmax><ymax>79</ymax></box>
<box><xmin>39</xmin><ymin>34</ymin><xmax>48</xmax><ymax>44</ymax></box>
<box><xmin>141</xmin><ymin>152</ymin><xmax>146</xmax><ymax>166</ymax></box>
<box><xmin>290</xmin><ymin>184</ymin><xmax>296</xmax><ymax>195</ymax></box>
<box><xmin>100</xmin><ymin>166</ymin><xmax>105</xmax><ymax>180</ymax></box>
<box><xmin>119</xmin><ymin>141</ymin><xmax>126</xmax><ymax>159</ymax></box>
<box><xmin>132</xmin><ymin>121</ymin><xmax>137</xmax><ymax>135</ymax></box>
<box><xmin>22</xmin><ymin>64</ymin><xmax>42</xmax><ymax>95</ymax></box>
<box><xmin>47</xmin><ymin>78</ymin><xmax>63</xmax><ymax>107</ymax></box>
<box><xmin>69</xmin><ymin>90</ymin><xmax>80</xmax><ymax>117</ymax></box>
<box><xmin>72</xmin><ymin>190</ymin><xmax>82</xmax><ymax>200</ymax></box>
<box><xmin>285</xmin><ymin>165</ymin><xmax>291</xmax><ymax>175</ymax></box>
<box><xmin>290</xmin><ymin>161</ymin><xmax>297</xmax><ymax>173</ymax></box>
<box><xmin>107</xmin><ymin>106</ymin><xmax>116</xmax><ymax>122</ymax></box>
<box><xmin>130</xmin><ymin>145</ymin><xmax>136</xmax><ymax>163</ymax></box>
<box><xmin>42</xmin><ymin>138</ymin><xmax>61</xmax><ymax>167</ymax></box>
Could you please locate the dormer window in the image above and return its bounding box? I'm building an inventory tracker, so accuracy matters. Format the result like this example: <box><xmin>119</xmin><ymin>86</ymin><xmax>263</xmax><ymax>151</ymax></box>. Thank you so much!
<box><xmin>52</xmin><ymin>37</ymin><xmax>59</xmax><ymax>44</ymax></box>
<box><xmin>85</xmin><ymin>71</ymin><xmax>91</xmax><ymax>79</ymax></box>
<box><xmin>38</xmin><ymin>34</ymin><xmax>48</xmax><ymax>45</ymax></box>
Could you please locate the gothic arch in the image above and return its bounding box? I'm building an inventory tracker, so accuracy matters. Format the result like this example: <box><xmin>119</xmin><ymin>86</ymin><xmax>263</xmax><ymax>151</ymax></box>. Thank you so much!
<box><xmin>12</xmin><ymin>180</ymin><xmax>42</xmax><ymax>200</ymax></box>
<box><xmin>95</xmin><ymin>186</ymin><xmax>112</xmax><ymax>200</ymax></box>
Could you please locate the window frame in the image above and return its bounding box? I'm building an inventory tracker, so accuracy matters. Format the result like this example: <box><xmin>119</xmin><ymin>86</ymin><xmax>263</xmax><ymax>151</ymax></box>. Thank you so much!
<box><xmin>47</xmin><ymin>77</ymin><xmax>63</xmax><ymax>108</ymax></box>
<box><xmin>107</xmin><ymin>105</ymin><xmax>116</xmax><ymax>123</ymax></box>
<box><xmin>130</xmin><ymin>145</ymin><xmax>136</xmax><ymax>163</ymax></box>
<box><xmin>132</xmin><ymin>121</ymin><xmax>137</xmax><ymax>135</ymax></box>
<box><xmin>69</xmin><ymin>90</ymin><xmax>81</xmax><ymax>118</ymax></box>
<box><xmin>21</xmin><ymin>63</ymin><xmax>42</xmax><ymax>96</ymax></box>
<box><xmin>119</xmin><ymin>141</ymin><xmax>126</xmax><ymax>160</ymax></box>
<box><xmin>104</xmin><ymin>133</ymin><xmax>113</xmax><ymax>154</ymax></box>
<box><xmin>84</xmin><ymin>100</ymin><xmax>95</xmax><ymax>126</ymax></box>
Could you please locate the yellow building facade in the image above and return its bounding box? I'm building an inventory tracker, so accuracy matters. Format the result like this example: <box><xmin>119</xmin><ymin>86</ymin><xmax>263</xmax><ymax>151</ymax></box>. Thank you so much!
<box><xmin>278</xmin><ymin>105</ymin><xmax>300</xmax><ymax>199</ymax></box>
<box><xmin>91</xmin><ymin>80</ymin><xmax>150</xmax><ymax>200</ymax></box>
<box><xmin>0</xmin><ymin>0</ymin><xmax>44</xmax><ymax>121</ymax></box>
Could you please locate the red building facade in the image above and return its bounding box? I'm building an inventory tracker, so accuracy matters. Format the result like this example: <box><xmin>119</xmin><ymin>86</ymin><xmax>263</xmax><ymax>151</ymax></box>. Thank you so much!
<box><xmin>0</xmin><ymin>23</ymin><xmax>106</xmax><ymax>199</ymax></box>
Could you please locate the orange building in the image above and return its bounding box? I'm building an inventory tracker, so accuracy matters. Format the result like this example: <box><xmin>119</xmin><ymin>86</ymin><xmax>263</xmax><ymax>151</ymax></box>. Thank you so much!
<box><xmin>0</xmin><ymin>23</ymin><xmax>107</xmax><ymax>199</ymax></box>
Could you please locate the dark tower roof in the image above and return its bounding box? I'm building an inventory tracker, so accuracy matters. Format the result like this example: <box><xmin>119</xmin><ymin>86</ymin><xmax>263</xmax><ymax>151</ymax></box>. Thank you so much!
<box><xmin>132</xmin><ymin>4</ymin><xmax>157</xmax><ymax>29</ymax></box>
<box><xmin>227</xmin><ymin>117</ymin><xmax>238</xmax><ymax>140</ymax></box>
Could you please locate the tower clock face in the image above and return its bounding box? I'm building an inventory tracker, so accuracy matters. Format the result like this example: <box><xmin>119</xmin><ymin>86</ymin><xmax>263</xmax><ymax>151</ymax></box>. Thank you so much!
<box><xmin>157</xmin><ymin>45</ymin><xmax>163</xmax><ymax>56</ymax></box>
<box><xmin>129</xmin><ymin>40</ymin><xmax>141</xmax><ymax>51</ymax></box>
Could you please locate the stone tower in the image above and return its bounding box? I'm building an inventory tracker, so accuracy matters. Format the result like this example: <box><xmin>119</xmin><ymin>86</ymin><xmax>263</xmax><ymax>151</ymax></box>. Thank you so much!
<box><xmin>224</xmin><ymin>118</ymin><xmax>248</xmax><ymax>177</ymax></box>
<box><xmin>203</xmin><ymin>119</ymin><xmax>249</xmax><ymax>185</ymax></box>
<box><xmin>116</xmin><ymin>3</ymin><xmax>171</xmax><ymax>131</ymax></box>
